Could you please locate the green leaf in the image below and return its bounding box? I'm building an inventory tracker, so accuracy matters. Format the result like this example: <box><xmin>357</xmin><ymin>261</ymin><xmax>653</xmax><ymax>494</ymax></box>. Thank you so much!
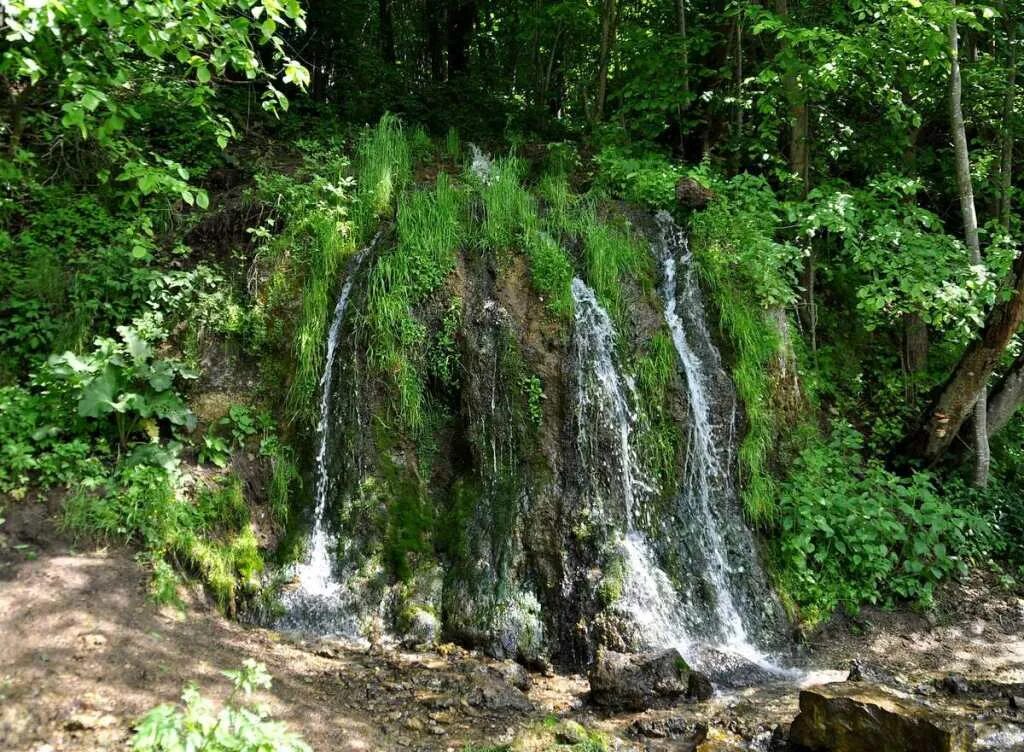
<box><xmin>78</xmin><ymin>365</ymin><xmax>121</xmax><ymax>418</ymax></box>
<box><xmin>118</xmin><ymin>327</ymin><xmax>152</xmax><ymax>364</ymax></box>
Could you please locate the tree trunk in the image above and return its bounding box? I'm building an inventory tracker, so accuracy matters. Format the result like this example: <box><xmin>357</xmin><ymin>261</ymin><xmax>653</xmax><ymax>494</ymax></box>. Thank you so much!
<box><xmin>427</xmin><ymin>0</ymin><xmax>445</xmax><ymax>81</ymax></box>
<box><xmin>733</xmin><ymin>10</ymin><xmax>744</xmax><ymax>150</ymax></box>
<box><xmin>998</xmin><ymin>0</ymin><xmax>1016</xmax><ymax>231</ymax></box>
<box><xmin>986</xmin><ymin>351</ymin><xmax>1024</xmax><ymax>437</ymax></box>
<box><xmin>379</xmin><ymin>0</ymin><xmax>396</xmax><ymax>64</ymax></box>
<box><xmin>903</xmin><ymin>313</ymin><xmax>929</xmax><ymax>375</ymax></box>
<box><xmin>447</xmin><ymin>0</ymin><xmax>477</xmax><ymax>76</ymax></box>
<box><xmin>898</xmin><ymin>249</ymin><xmax>1024</xmax><ymax>466</ymax></box>
<box><xmin>594</xmin><ymin>0</ymin><xmax>620</xmax><ymax>122</ymax></box>
<box><xmin>949</xmin><ymin>7</ymin><xmax>990</xmax><ymax>486</ymax></box>
<box><xmin>774</xmin><ymin>0</ymin><xmax>814</xmax><ymax>345</ymax></box>
<box><xmin>678</xmin><ymin>0</ymin><xmax>689</xmax><ymax>99</ymax></box>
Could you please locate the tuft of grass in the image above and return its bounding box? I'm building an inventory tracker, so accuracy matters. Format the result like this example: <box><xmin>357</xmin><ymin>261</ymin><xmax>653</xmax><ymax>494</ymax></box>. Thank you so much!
<box><xmin>536</xmin><ymin>173</ymin><xmax>579</xmax><ymax>238</ymax></box>
<box><xmin>354</xmin><ymin>112</ymin><xmax>412</xmax><ymax>228</ymax></box>
<box><xmin>690</xmin><ymin>201</ymin><xmax>786</xmax><ymax>523</ymax></box>
<box><xmin>478</xmin><ymin>157</ymin><xmax>535</xmax><ymax>251</ymax></box>
<box><xmin>522</xmin><ymin>229</ymin><xmax>574</xmax><ymax>319</ymax></box>
<box><xmin>268</xmin><ymin>444</ymin><xmax>301</xmax><ymax>526</ymax></box>
<box><xmin>363</xmin><ymin>174</ymin><xmax>465</xmax><ymax>433</ymax></box>
<box><xmin>578</xmin><ymin>205</ymin><xmax>649</xmax><ymax>326</ymax></box>
<box><xmin>276</xmin><ymin>114</ymin><xmax>414</xmax><ymax>426</ymax></box>
<box><xmin>445</xmin><ymin>127</ymin><xmax>461</xmax><ymax>161</ymax></box>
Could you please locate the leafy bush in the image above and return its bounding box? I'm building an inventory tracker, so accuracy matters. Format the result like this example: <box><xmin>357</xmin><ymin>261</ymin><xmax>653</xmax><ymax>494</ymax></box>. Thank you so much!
<box><xmin>133</xmin><ymin>660</ymin><xmax>310</xmax><ymax>752</ymax></box>
<box><xmin>593</xmin><ymin>146</ymin><xmax>682</xmax><ymax>208</ymax></box>
<box><xmin>778</xmin><ymin>421</ymin><xmax>990</xmax><ymax>622</ymax></box>
<box><xmin>0</xmin><ymin>381</ymin><xmax>102</xmax><ymax>495</ymax></box>
<box><xmin>0</xmin><ymin>185</ymin><xmax>162</xmax><ymax>378</ymax></box>
<box><xmin>48</xmin><ymin>326</ymin><xmax>197</xmax><ymax>451</ymax></box>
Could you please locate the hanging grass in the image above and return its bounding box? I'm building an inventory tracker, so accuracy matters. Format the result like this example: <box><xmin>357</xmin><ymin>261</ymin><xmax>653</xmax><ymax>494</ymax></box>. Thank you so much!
<box><xmin>362</xmin><ymin>173</ymin><xmax>465</xmax><ymax>433</ymax></box>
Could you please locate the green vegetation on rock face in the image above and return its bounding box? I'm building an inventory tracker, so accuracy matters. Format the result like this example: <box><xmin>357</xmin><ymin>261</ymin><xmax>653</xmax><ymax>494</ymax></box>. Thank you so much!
<box><xmin>688</xmin><ymin>180</ymin><xmax>800</xmax><ymax>524</ymax></box>
<box><xmin>363</xmin><ymin>172</ymin><xmax>464</xmax><ymax>434</ymax></box>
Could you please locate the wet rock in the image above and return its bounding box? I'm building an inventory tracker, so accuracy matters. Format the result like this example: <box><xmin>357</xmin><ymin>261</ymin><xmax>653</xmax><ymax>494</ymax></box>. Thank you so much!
<box><xmin>1009</xmin><ymin>694</ymin><xmax>1024</xmax><ymax>711</ymax></box>
<box><xmin>554</xmin><ymin>720</ymin><xmax>588</xmax><ymax>745</ymax></box>
<box><xmin>696</xmin><ymin>728</ymin><xmax>751</xmax><ymax>751</ymax></box>
<box><xmin>687</xmin><ymin>671</ymin><xmax>714</xmax><ymax>700</ymax></box>
<box><xmin>788</xmin><ymin>682</ymin><xmax>971</xmax><ymax>752</ymax></box>
<box><xmin>846</xmin><ymin>659</ymin><xmax>896</xmax><ymax>685</ymax></box>
<box><xmin>630</xmin><ymin>717</ymin><xmax>706</xmax><ymax>741</ymax></box>
<box><xmin>401</xmin><ymin>608</ymin><xmax>440</xmax><ymax>648</ymax></box>
<box><xmin>693</xmin><ymin>647</ymin><xmax>778</xmax><ymax>688</ymax></box>
<box><xmin>589</xmin><ymin>648</ymin><xmax>690</xmax><ymax>711</ymax></box>
<box><xmin>488</xmin><ymin>660</ymin><xmax>532</xmax><ymax>691</ymax></box>
<box><xmin>939</xmin><ymin>673</ymin><xmax>970</xmax><ymax>696</ymax></box>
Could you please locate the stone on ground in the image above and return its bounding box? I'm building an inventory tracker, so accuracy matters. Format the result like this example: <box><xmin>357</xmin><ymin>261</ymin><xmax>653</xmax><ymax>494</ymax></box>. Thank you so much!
<box><xmin>588</xmin><ymin>648</ymin><xmax>700</xmax><ymax>711</ymax></box>
<box><xmin>788</xmin><ymin>682</ymin><xmax>970</xmax><ymax>752</ymax></box>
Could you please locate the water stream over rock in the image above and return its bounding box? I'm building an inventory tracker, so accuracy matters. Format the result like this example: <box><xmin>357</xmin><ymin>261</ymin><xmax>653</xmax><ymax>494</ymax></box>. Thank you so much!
<box><xmin>275</xmin><ymin>243</ymin><xmax>373</xmax><ymax>635</ymax></box>
<box><xmin>275</xmin><ymin>209</ymin><xmax>786</xmax><ymax>676</ymax></box>
<box><xmin>570</xmin><ymin>216</ymin><xmax>784</xmax><ymax>676</ymax></box>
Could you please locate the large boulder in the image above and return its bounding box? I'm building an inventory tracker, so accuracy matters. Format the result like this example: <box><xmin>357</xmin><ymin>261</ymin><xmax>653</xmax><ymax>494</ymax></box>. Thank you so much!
<box><xmin>589</xmin><ymin>648</ymin><xmax>706</xmax><ymax>711</ymax></box>
<box><xmin>788</xmin><ymin>682</ymin><xmax>971</xmax><ymax>752</ymax></box>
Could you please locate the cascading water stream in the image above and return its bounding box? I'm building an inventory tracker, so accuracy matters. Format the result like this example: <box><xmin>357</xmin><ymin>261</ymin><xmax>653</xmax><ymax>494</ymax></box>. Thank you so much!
<box><xmin>651</xmin><ymin>210</ymin><xmax>771</xmax><ymax>665</ymax></box>
<box><xmin>572</xmin><ymin>229</ymin><xmax>783</xmax><ymax>674</ymax></box>
<box><xmin>276</xmin><ymin>241</ymin><xmax>374</xmax><ymax>634</ymax></box>
<box><xmin>570</xmin><ymin>278</ymin><xmax>692</xmax><ymax>653</ymax></box>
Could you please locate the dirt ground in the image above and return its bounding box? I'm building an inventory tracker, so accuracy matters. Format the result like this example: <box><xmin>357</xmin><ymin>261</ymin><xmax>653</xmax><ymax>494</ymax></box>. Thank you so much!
<box><xmin>2</xmin><ymin>498</ymin><xmax>1023</xmax><ymax>752</ymax></box>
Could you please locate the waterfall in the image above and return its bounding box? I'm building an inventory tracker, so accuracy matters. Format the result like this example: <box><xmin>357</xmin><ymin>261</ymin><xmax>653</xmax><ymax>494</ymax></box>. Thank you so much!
<box><xmin>468</xmin><ymin>143</ymin><xmax>494</xmax><ymax>183</ymax></box>
<box><xmin>570</xmin><ymin>278</ymin><xmax>647</xmax><ymax>524</ymax></box>
<box><xmin>570</xmin><ymin>278</ymin><xmax>691</xmax><ymax>654</ymax></box>
<box><xmin>646</xmin><ymin>210</ymin><xmax>789</xmax><ymax>673</ymax></box>
<box><xmin>276</xmin><ymin>242</ymin><xmax>373</xmax><ymax>635</ymax></box>
<box><xmin>572</xmin><ymin>224</ymin><xmax>782</xmax><ymax>673</ymax></box>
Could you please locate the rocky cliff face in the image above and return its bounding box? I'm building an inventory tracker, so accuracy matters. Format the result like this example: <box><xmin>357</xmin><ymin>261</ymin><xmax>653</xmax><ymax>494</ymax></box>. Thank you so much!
<box><xmin>276</xmin><ymin>201</ymin><xmax>786</xmax><ymax>670</ymax></box>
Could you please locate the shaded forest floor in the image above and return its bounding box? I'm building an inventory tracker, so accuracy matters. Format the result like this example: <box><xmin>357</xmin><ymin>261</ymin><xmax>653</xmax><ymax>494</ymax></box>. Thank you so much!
<box><xmin>2</xmin><ymin>499</ymin><xmax>1023</xmax><ymax>752</ymax></box>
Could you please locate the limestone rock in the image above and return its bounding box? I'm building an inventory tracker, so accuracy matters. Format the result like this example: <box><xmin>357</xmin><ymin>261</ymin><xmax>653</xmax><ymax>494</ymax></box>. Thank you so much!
<box><xmin>489</xmin><ymin>660</ymin><xmax>532</xmax><ymax>691</ymax></box>
<box><xmin>588</xmin><ymin>648</ymin><xmax>691</xmax><ymax>711</ymax></box>
<box><xmin>687</xmin><ymin>670</ymin><xmax>714</xmax><ymax>700</ymax></box>
<box><xmin>788</xmin><ymin>682</ymin><xmax>971</xmax><ymax>752</ymax></box>
<box><xmin>554</xmin><ymin>720</ymin><xmax>588</xmax><ymax>745</ymax></box>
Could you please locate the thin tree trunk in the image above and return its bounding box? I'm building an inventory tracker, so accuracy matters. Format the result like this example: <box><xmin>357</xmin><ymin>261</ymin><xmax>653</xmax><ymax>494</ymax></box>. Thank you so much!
<box><xmin>898</xmin><ymin>247</ymin><xmax>1024</xmax><ymax>465</ymax></box>
<box><xmin>774</xmin><ymin>0</ymin><xmax>814</xmax><ymax>346</ymax></box>
<box><xmin>998</xmin><ymin>0</ymin><xmax>1016</xmax><ymax>231</ymax></box>
<box><xmin>379</xmin><ymin>0</ymin><xmax>396</xmax><ymax>64</ymax></box>
<box><xmin>427</xmin><ymin>0</ymin><xmax>445</xmax><ymax>81</ymax></box>
<box><xmin>949</xmin><ymin>7</ymin><xmax>990</xmax><ymax>486</ymax></box>
<box><xmin>447</xmin><ymin>0</ymin><xmax>477</xmax><ymax>75</ymax></box>
<box><xmin>734</xmin><ymin>11</ymin><xmax>744</xmax><ymax>148</ymax></box>
<box><xmin>594</xmin><ymin>0</ymin><xmax>620</xmax><ymax>122</ymax></box>
<box><xmin>986</xmin><ymin>351</ymin><xmax>1024</xmax><ymax>437</ymax></box>
<box><xmin>678</xmin><ymin>0</ymin><xmax>689</xmax><ymax>99</ymax></box>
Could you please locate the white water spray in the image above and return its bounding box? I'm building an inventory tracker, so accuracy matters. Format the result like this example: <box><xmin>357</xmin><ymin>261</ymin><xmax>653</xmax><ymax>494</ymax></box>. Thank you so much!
<box><xmin>571</xmin><ymin>223</ymin><xmax>785</xmax><ymax>675</ymax></box>
<box><xmin>277</xmin><ymin>241</ymin><xmax>374</xmax><ymax>634</ymax></box>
